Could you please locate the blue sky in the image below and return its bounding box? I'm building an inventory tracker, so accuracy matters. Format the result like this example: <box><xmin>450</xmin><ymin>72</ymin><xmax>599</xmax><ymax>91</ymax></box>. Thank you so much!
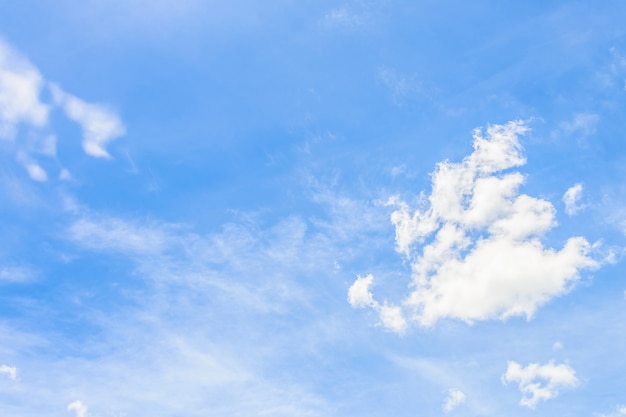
<box><xmin>1</xmin><ymin>1</ymin><xmax>626</xmax><ymax>416</ymax></box>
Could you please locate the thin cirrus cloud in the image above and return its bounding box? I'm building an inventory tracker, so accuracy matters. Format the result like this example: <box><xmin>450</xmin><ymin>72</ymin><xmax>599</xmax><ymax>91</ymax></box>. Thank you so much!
<box><xmin>502</xmin><ymin>360</ymin><xmax>578</xmax><ymax>408</ymax></box>
<box><xmin>349</xmin><ymin>121</ymin><xmax>601</xmax><ymax>330</ymax></box>
<box><xmin>0</xmin><ymin>37</ymin><xmax>125</xmax><ymax>181</ymax></box>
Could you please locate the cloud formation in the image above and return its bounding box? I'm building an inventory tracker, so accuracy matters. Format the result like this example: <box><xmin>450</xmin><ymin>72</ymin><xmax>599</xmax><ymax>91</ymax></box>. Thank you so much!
<box><xmin>0</xmin><ymin>364</ymin><xmax>16</xmax><ymax>380</ymax></box>
<box><xmin>67</xmin><ymin>400</ymin><xmax>88</xmax><ymax>417</ymax></box>
<box><xmin>443</xmin><ymin>388</ymin><xmax>465</xmax><ymax>412</ymax></box>
<box><xmin>350</xmin><ymin>121</ymin><xmax>600</xmax><ymax>330</ymax></box>
<box><xmin>502</xmin><ymin>360</ymin><xmax>578</xmax><ymax>408</ymax></box>
<box><xmin>0</xmin><ymin>38</ymin><xmax>125</xmax><ymax>181</ymax></box>
<box><xmin>50</xmin><ymin>84</ymin><xmax>125</xmax><ymax>159</ymax></box>
<box><xmin>0</xmin><ymin>39</ymin><xmax>48</xmax><ymax>140</ymax></box>
<box><xmin>563</xmin><ymin>183</ymin><xmax>584</xmax><ymax>216</ymax></box>
<box><xmin>348</xmin><ymin>274</ymin><xmax>407</xmax><ymax>333</ymax></box>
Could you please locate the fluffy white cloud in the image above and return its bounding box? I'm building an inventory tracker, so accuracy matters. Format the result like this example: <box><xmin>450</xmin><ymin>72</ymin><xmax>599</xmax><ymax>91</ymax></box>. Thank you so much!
<box><xmin>348</xmin><ymin>275</ymin><xmax>407</xmax><ymax>333</ymax></box>
<box><xmin>67</xmin><ymin>400</ymin><xmax>88</xmax><ymax>417</ymax></box>
<box><xmin>563</xmin><ymin>183</ymin><xmax>584</xmax><ymax>215</ymax></box>
<box><xmin>502</xmin><ymin>360</ymin><xmax>578</xmax><ymax>408</ymax></box>
<box><xmin>443</xmin><ymin>388</ymin><xmax>465</xmax><ymax>412</ymax></box>
<box><xmin>347</xmin><ymin>274</ymin><xmax>375</xmax><ymax>308</ymax></box>
<box><xmin>0</xmin><ymin>364</ymin><xmax>16</xmax><ymax>380</ymax></box>
<box><xmin>50</xmin><ymin>84</ymin><xmax>125</xmax><ymax>159</ymax></box>
<box><xmin>349</xmin><ymin>121</ymin><xmax>600</xmax><ymax>329</ymax></box>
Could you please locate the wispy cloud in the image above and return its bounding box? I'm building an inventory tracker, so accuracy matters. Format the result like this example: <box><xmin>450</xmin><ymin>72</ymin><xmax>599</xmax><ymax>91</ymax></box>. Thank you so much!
<box><xmin>502</xmin><ymin>360</ymin><xmax>578</xmax><ymax>408</ymax></box>
<box><xmin>378</xmin><ymin>67</ymin><xmax>424</xmax><ymax>106</ymax></box>
<box><xmin>563</xmin><ymin>183</ymin><xmax>584</xmax><ymax>215</ymax></box>
<box><xmin>67</xmin><ymin>401</ymin><xmax>88</xmax><ymax>417</ymax></box>
<box><xmin>0</xmin><ymin>265</ymin><xmax>34</xmax><ymax>283</ymax></box>
<box><xmin>443</xmin><ymin>388</ymin><xmax>465</xmax><ymax>412</ymax></box>
<box><xmin>595</xmin><ymin>405</ymin><xmax>626</xmax><ymax>417</ymax></box>
<box><xmin>556</xmin><ymin>112</ymin><xmax>600</xmax><ymax>140</ymax></box>
<box><xmin>0</xmin><ymin>37</ymin><xmax>125</xmax><ymax>182</ymax></box>
<box><xmin>0</xmin><ymin>38</ymin><xmax>49</xmax><ymax>140</ymax></box>
<box><xmin>0</xmin><ymin>364</ymin><xmax>16</xmax><ymax>380</ymax></box>
<box><xmin>50</xmin><ymin>84</ymin><xmax>125</xmax><ymax>159</ymax></box>
<box><xmin>350</xmin><ymin>121</ymin><xmax>601</xmax><ymax>330</ymax></box>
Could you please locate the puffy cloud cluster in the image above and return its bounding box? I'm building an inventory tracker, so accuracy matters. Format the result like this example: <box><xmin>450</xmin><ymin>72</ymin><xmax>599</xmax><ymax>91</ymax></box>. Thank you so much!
<box><xmin>0</xmin><ymin>38</ymin><xmax>124</xmax><ymax>181</ymax></box>
<box><xmin>502</xmin><ymin>360</ymin><xmax>578</xmax><ymax>408</ymax></box>
<box><xmin>349</xmin><ymin>121</ymin><xmax>600</xmax><ymax>330</ymax></box>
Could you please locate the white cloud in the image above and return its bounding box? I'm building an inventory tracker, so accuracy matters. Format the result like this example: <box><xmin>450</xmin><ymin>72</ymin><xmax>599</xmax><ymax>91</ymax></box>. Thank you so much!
<box><xmin>0</xmin><ymin>364</ymin><xmax>17</xmax><ymax>380</ymax></box>
<box><xmin>50</xmin><ymin>84</ymin><xmax>125</xmax><ymax>159</ymax></box>
<box><xmin>347</xmin><ymin>274</ymin><xmax>375</xmax><ymax>308</ymax></box>
<box><xmin>563</xmin><ymin>183</ymin><xmax>584</xmax><ymax>215</ymax></box>
<box><xmin>443</xmin><ymin>388</ymin><xmax>465</xmax><ymax>412</ymax></box>
<box><xmin>349</xmin><ymin>121</ymin><xmax>600</xmax><ymax>329</ymax></box>
<box><xmin>348</xmin><ymin>275</ymin><xmax>407</xmax><ymax>333</ymax></box>
<box><xmin>552</xmin><ymin>341</ymin><xmax>563</xmax><ymax>351</ymax></box>
<box><xmin>0</xmin><ymin>37</ymin><xmax>126</xmax><ymax>185</ymax></box>
<box><xmin>0</xmin><ymin>38</ymin><xmax>49</xmax><ymax>140</ymax></box>
<box><xmin>24</xmin><ymin>161</ymin><xmax>48</xmax><ymax>182</ymax></box>
<box><xmin>502</xmin><ymin>360</ymin><xmax>578</xmax><ymax>408</ymax></box>
<box><xmin>378</xmin><ymin>304</ymin><xmax>407</xmax><ymax>333</ymax></box>
<box><xmin>68</xmin><ymin>400</ymin><xmax>88</xmax><ymax>417</ymax></box>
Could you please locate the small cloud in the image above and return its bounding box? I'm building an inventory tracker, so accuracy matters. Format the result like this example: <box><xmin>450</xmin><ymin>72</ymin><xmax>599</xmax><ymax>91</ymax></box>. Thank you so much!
<box><xmin>0</xmin><ymin>364</ymin><xmax>16</xmax><ymax>380</ymax></box>
<box><xmin>68</xmin><ymin>400</ymin><xmax>88</xmax><ymax>417</ymax></box>
<box><xmin>552</xmin><ymin>341</ymin><xmax>563</xmax><ymax>351</ymax></box>
<box><xmin>502</xmin><ymin>360</ymin><xmax>578</xmax><ymax>408</ymax></box>
<box><xmin>50</xmin><ymin>84</ymin><xmax>125</xmax><ymax>159</ymax></box>
<box><xmin>557</xmin><ymin>113</ymin><xmax>599</xmax><ymax>140</ymax></box>
<box><xmin>563</xmin><ymin>183</ymin><xmax>584</xmax><ymax>215</ymax></box>
<box><xmin>347</xmin><ymin>274</ymin><xmax>375</xmax><ymax>308</ymax></box>
<box><xmin>348</xmin><ymin>274</ymin><xmax>407</xmax><ymax>333</ymax></box>
<box><xmin>24</xmin><ymin>161</ymin><xmax>48</xmax><ymax>182</ymax></box>
<box><xmin>59</xmin><ymin>168</ymin><xmax>72</xmax><ymax>181</ymax></box>
<box><xmin>0</xmin><ymin>38</ymin><xmax>49</xmax><ymax>140</ymax></box>
<box><xmin>378</xmin><ymin>304</ymin><xmax>407</xmax><ymax>334</ymax></box>
<box><xmin>443</xmin><ymin>388</ymin><xmax>465</xmax><ymax>412</ymax></box>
